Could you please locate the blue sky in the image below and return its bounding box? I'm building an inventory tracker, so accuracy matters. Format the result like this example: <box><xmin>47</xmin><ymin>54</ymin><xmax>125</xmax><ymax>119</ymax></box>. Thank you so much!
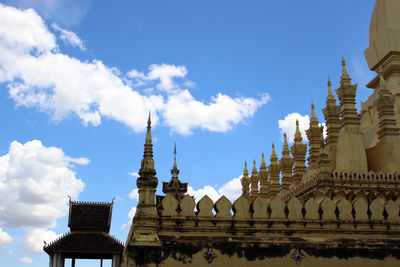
<box><xmin>0</xmin><ymin>0</ymin><xmax>376</xmax><ymax>266</ymax></box>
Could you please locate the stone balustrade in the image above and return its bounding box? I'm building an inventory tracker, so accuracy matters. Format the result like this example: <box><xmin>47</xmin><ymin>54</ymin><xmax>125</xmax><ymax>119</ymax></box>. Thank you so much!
<box><xmin>158</xmin><ymin>193</ymin><xmax>400</xmax><ymax>232</ymax></box>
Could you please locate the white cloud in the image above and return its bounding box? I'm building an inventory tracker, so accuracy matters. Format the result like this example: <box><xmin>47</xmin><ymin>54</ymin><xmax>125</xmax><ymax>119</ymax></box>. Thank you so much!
<box><xmin>187</xmin><ymin>175</ymin><xmax>242</xmax><ymax>202</ymax></box>
<box><xmin>128</xmin><ymin>188</ymin><xmax>139</xmax><ymax>201</ymax></box>
<box><xmin>121</xmin><ymin>207</ymin><xmax>136</xmax><ymax>231</ymax></box>
<box><xmin>218</xmin><ymin>177</ymin><xmax>242</xmax><ymax>201</ymax></box>
<box><xmin>128</xmin><ymin>207</ymin><xmax>137</xmax><ymax>219</ymax></box>
<box><xmin>163</xmin><ymin>91</ymin><xmax>270</xmax><ymax>135</ymax></box>
<box><xmin>0</xmin><ymin>3</ymin><xmax>269</xmax><ymax>135</ymax></box>
<box><xmin>20</xmin><ymin>257</ymin><xmax>33</xmax><ymax>264</ymax></box>
<box><xmin>24</xmin><ymin>228</ymin><xmax>60</xmax><ymax>253</ymax></box>
<box><xmin>0</xmin><ymin>228</ymin><xmax>12</xmax><ymax>246</ymax></box>
<box><xmin>51</xmin><ymin>23</ymin><xmax>85</xmax><ymax>50</ymax></box>
<box><xmin>128</xmin><ymin>171</ymin><xmax>139</xmax><ymax>178</ymax></box>
<box><xmin>278</xmin><ymin>113</ymin><xmax>310</xmax><ymax>143</ymax></box>
<box><xmin>0</xmin><ymin>140</ymin><xmax>86</xmax><ymax>253</ymax></box>
<box><xmin>0</xmin><ymin>140</ymin><xmax>86</xmax><ymax>229</ymax></box>
<box><xmin>278</xmin><ymin>112</ymin><xmax>326</xmax><ymax>143</ymax></box>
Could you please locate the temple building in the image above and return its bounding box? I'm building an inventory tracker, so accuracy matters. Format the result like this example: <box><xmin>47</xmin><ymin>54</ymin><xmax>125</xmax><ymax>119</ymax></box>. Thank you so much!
<box><xmin>122</xmin><ymin>0</ymin><xmax>400</xmax><ymax>266</ymax></box>
<box><xmin>44</xmin><ymin>200</ymin><xmax>124</xmax><ymax>267</ymax></box>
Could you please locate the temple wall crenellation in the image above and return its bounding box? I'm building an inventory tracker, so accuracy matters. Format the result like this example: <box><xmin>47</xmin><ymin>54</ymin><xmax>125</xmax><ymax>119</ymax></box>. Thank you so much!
<box><xmin>157</xmin><ymin>192</ymin><xmax>400</xmax><ymax>232</ymax></box>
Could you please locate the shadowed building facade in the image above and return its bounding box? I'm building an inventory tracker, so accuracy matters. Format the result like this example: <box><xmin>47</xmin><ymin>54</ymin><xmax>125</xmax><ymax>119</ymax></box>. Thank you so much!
<box><xmin>44</xmin><ymin>200</ymin><xmax>124</xmax><ymax>267</ymax></box>
<box><xmin>122</xmin><ymin>0</ymin><xmax>400</xmax><ymax>266</ymax></box>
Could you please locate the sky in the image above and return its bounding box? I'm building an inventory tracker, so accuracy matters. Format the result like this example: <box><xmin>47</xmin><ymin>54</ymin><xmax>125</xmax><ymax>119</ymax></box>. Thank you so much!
<box><xmin>0</xmin><ymin>0</ymin><xmax>377</xmax><ymax>266</ymax></box>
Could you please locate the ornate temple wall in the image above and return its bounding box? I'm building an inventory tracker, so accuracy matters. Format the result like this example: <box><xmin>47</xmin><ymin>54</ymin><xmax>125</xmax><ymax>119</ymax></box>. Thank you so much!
<box><xmin>157</xmin><ymin>252</ymin><xmax>399</xmax><ymax>267</ymax></box>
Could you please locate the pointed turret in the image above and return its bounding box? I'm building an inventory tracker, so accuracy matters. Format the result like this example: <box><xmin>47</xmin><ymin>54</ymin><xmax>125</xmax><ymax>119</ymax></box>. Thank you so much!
<box><xmin>318</xmin><ymin>125</ymin><xmax>330</xmax><ymax>175</ymax></box>
<box><xmin>322</xmin><ymin>77</ymin><xmax>340</xmax><ymax>171</ymax></box>
<box><xmin>126</xmin><ymin>113</ymin><xmax>161</xmax><ymax>250</ymax></box>
<box><xmin>306</xmin><ymin>101</ymin><xmax>321</xmax><ymax>172</ymax></box>
<box><xmin>340</xmin><ymin>57</ymin><xmax>351</xmax><ymax>83</ymax></box>
<box><xmin>162</xmin><ymin>143</ymin><xmax>188</xmax><ymax>199</ymax></box>
<box><xmin>335</xmin><ymin>58</ymin><xmax>368</xmax><ymax>172</ymax></box>
<box><xmin>137</xmin><ymin>112</ymin><xmax>157</xmax><ymax>187</ymax></box>
<box><xmin>250</xmin><ymin>160</ymin><xmax>259</xmax><ymax>201</ymax></box>
<box><xmin>375</xmin><ymin>69</ymin><xmax>399</xmax><ymax>140</ymax></box>
<box><xmin>259</xmin><ymin>153</ymin><xmax>269</xmax><ymax>199</ymax></box>
<box><xmin>171</xmin><ymin>143</ymin><xmax>179</xmax><ymax>180</ymax></box>
<box><xmin>291</xmin><ymin>120</ymin><xmax>307</xmax><ymax>185</ymax></box>
<box><xmin>269</xmin><ymin>143</ymin><xmax>280</xmax><ymax>197</ymax></box>
<box><xmin>241</xmin><ymin>161</ymin><xmax>250</xmax><ymax>199</ymax></box>
<box><xmin>370</xmin><ymin>69</ymin><xmax>400</xmax><ymax>172</ymax></box>
<box><xmin>280</xmin><ymin>133</ymin><xmax>293</xmax><ymax>192</ymax></box>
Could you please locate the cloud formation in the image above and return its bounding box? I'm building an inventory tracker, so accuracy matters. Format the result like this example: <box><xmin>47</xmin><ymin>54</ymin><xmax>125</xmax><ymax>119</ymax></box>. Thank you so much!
<box><xmin>0</xmin><ymin>140</ymin><xmax>87</xmax><ymax>252</ymax></box>
<box><xmin>20</xmin><ymin>256</ymin><xmax>33</xmax><ymax>264</ymax></box>
<box><xmin>0</xmin><ymin>3</ymin><xmax>269</xmax><ymax>136</ymax></box>
<box><xmin>51</xmin><ymin>23</ymin><xmax>85</xmax><ymax>50</ymax></box>
<box><xmin>278</xmin><ymin>113</ymin><xmax>310</xmax><ymax>143</ymax></box>
<box><xmin>187</xmin><ymin>176</ymin><xmax>242</xmax><ymax>202</ymax></box>
<box><xmin>0</xmin><ymin>228</ymin><xmax>12</xmax><ymax>247</ymax></box>
<box><xmin>278</xmin><ymin>112</ymin><xmax>326</xmax><ymax>143</ymax></box>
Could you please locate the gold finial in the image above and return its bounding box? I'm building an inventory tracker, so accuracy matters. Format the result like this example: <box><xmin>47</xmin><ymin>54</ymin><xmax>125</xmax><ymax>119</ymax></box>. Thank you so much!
<box><xmin>294</xmin><ymin>119</ymin><xmax>302</xmax><ymax>142</ymax></box>
<box><xmin>252</xmin><ymin>160</ymin><xmax>258</xmax><ymax>175</ymax></box>
<box><xmin>341</xmin><ymin>57</ymin><xmax>347</xmax><ymax>73</ymax></box>
<box><xmin>328</xmin><ymin>77</ymin><xmax>333</xmax><ymax>96</ymax></box>
<box><xmin>282</xmin><ymin>133</ymin><xmax>290</xmax><ymax>156</ymax></box>
<box><xmin>171</xmin><ymin>142</ymin><xmax>179</xmax><ymax>179</ymax></box>
<box><xmin>138</xmin><ymin>113</ymin><xmax>157</xmax><ymax>187</ymax></box>
<box><xmin>145</xmin><ymin>111</ymin><xmax>152</xmax><ymax>145</ymax></box>
<box><xmin>340</xmin><ymin>57</ymin><xmax>351</xmax><ymax>82</ymax></box>
<box><xmin>270</xmin><ymin>143</ymin><xmax>278</xmax><ymax>162</ymax></box>
<box><xmin>260</xmin><ymin>152</ymin><xmax>267</xmax><ymax>169</ymax></box>
<box><xmin>243</xmin><ymin>161</ymin><xmax>249</xmax><ymax>177</ymax></box>
<box><xmin>311</xmin><ymin>101</ymin><xmax>317</xmax><ymax>119</ymax></box>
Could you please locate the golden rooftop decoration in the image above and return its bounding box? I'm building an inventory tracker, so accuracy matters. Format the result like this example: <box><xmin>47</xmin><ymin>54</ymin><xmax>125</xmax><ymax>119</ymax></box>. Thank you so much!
<box><xmin>121</xmin><ymin>1</ymin><xmax>400</xmax><ymax>266</ymax></box>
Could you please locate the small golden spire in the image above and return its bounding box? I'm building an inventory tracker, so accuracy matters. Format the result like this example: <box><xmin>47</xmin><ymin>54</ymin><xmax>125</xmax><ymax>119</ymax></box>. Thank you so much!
<box><xmin>260</xmin><ymin>152</ymin><xmax>267</xmax><ymax>169</ymax></box>
<box><xmin>340</xmin><ymin>57</ymin><xmax>351</xmax><ymax>83</ymax></box>
<box><xmin>270</xmin><ymin>143</ymin><xmax>278</xmax><ymax>162</ymax></box>
<box><xmin>282</xmin><ymin>133</ymin><xmax>290</xmax><ymax>156</ymax></box>
<box><xmin>138</xmin><ymin>112</ymin><xmax>157</xmax><ymax>188</ymax></box>
<box><xmin>171</xmin><ymin>142</ymin><xmax>179</xmax><ymax>180</ymax></box>
<box><xmin>311</xmin><ymin>101</ymin><xmax>317</xmax><ymax>119</ymax></box>
<box><xmin>328</xmin><ymin>77</ymin><xmax>333</xmax><ymax>96</ymax></box>
<box><xmin>243</xmin><ymin>161</ymin><xmax>249</xmax><ymax>177</ymax></box>
<box><xmin>145</xmin><ymin>111</ymin><xmax>152</xmax><ymax>145</ymax></box>
<box><xmin>294</xmin><ymin>119</ymin><xmax>302</xmax><ymax>142</ymax></box>
<box><xmin>252</xmin><ymin>160</ymin><xmax>258</xmax><ymax>175</ymax></box>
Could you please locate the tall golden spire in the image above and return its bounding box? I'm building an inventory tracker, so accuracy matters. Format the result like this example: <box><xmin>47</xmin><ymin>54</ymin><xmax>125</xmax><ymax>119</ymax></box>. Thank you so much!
<box><xmin>306</xmin><ymin>102</ymin><xmax>321</xmax><ymax>171</ymax></box>
<box><xmin>130</xmin><ymin>113</ymin><xmax>161</xmax><ymax>248</ymax></box>
<box><xmin>323</xmin><ymin>77</ymin><xmax>340</xmax><ymax>171</ymax></box>
<box><xmin>335</xmin><ymin>57</ymin><xmax>368</xmax><ymax>172</ymax></box>
<box><xmin>162</xmin><ymin>142</ymin><xmax>188</xmax><ymax>199</ymax></box>
<box><xmin>291</xmin><ymin>120</ymin><xmax>307</xmax><ymax>185</ymax></box>
<box><xmin>241</xmin><ymin>161</ymin><xmax>250</xmax><ymax>199</ymax></box>
<box><xmin>250</xmin><ymin>160</ymin><xmax>259</xmax><ymax>201</ymax></box>
<box><xmin>259</xmin><ymin>153</ymin><xmax>269</xmax><ymax>199</ymax></box>
<box><xmin>280</xmin><ymin>133</ymin><xmax>293</xmax><ymax>192</ymax></box>
<box><xmin>269</xmin><ymin>143</ymin><xmax>280</xmax><ymax>197</ymax></box>
<box><xmin>171</xmin><ymin>143</ymin><xmax>179</xmax><ymax>180</ymax></box>
<box><xmin>137</xmin><ymin>112</ymin><xmax>157</xmax><ymax>188</ymax></box>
